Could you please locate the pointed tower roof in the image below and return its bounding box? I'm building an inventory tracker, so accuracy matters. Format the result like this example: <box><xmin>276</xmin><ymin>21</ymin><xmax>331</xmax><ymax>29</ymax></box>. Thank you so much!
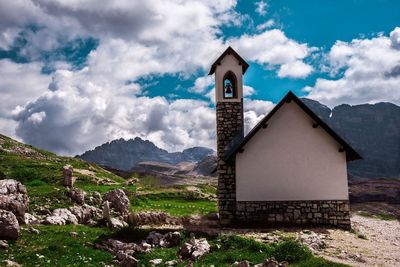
<box><xmin>208</xmin><ymin>46</ymin><xmax>249</xmax><ymax>75</ymax></box>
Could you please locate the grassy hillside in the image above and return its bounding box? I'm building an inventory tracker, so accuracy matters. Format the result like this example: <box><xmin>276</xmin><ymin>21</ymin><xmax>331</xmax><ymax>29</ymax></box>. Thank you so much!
<box><xmin>0</xmin><ymin>134</ymin><xmax>349</xmax><ymax>267</ymax></box>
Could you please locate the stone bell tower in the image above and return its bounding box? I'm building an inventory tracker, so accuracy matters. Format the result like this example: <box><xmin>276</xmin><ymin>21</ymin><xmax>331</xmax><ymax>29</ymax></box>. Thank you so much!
<box><xmin>209</xmin><ymin>47</ymin><xmax>249</xmax><ymax>224</ymax></box>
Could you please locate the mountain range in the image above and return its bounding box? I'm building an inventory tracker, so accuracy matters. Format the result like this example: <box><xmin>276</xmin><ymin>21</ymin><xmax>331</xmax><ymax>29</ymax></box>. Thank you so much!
<box><xmin>79</xmin><ymin>137</ymin><xmax>215</xmax><ymax>172</ymax></box>
<box><xmin>79</xmin><ymin>98</ymin><xmax>400</xmax><ymax>179</ymax></box>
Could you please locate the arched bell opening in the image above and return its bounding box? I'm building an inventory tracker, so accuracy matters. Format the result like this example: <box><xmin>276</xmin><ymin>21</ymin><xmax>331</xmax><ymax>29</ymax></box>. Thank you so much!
<box><xmin>223</xmin><ymin>71</ymin><xmax>237</xmax><ymax>99</ymax></box>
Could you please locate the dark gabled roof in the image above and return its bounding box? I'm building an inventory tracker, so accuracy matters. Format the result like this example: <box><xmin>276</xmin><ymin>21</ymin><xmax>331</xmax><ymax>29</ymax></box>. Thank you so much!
<box><xmin>224</xmin><ymin>91</ymin><xmax>362</xmax><ymax>162</ymax></box>
<box><xmin>208</xmin><ymin>46</ymin><xmax>249</xmax><ymax>75</ymax></box>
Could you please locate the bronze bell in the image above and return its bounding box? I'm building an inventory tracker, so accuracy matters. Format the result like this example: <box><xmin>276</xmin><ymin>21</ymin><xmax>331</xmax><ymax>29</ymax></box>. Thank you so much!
<box><xmin>225</xmin><ymin>84</ymin><xmax>233</xmax><ymax>94</ymax></box>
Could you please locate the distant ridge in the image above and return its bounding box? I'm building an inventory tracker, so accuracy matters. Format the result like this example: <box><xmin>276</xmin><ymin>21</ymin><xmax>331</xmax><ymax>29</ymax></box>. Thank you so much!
<box><xmin>78</xmin><ymin>137</ymin><xmax>215</xmax><ymax>171</ymax></box>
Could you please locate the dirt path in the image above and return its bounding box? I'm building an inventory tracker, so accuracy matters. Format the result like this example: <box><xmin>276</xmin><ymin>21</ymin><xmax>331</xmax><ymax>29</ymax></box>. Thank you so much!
<box><xmin>320</xmin><ymin>215</ymin><xmax>400</xmax><ymax>266</ymax></box>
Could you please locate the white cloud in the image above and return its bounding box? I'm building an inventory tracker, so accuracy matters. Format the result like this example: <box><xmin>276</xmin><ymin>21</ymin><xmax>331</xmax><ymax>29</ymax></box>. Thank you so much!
<box><xmin>0</xmin><ymin>60</ymin><xmax>51</xmax><ymax>117</ymax></box>
<box><xmin>256</xmin><ymin>19</ymin><xmax>275</xmax><ymax>31</ymax></box>
<box><xmin>255</xmin><ymin>1</ymin><xmax>268</xmax><ymax>16</ymax></box>
<box><xmin>10</xmin><ymin>67</ymin><xmax>219</xmax><ymax>155</ymax></box>
<box><xmin>244</xmin><ymin>99</ymin><xmax>275</xmax><ymax>134</ymax></box>
<box><xmin>190</xmin><ymin>76</ymin><xmax>214</xmax><ymax>94</ymax></box>
<box><xmin>229</xmin><ymin>29</ymin><xmax>315</xmax><ymax>78</ymax></box>
<box><xmin>278</xmin><ymin>61</ymin><xmax>314</xmax><ymax>78</ymax></box>
<box><xmin>305</xmin><ymin>27</ymin><xmax>400</xmax><ymax>107</ymax></box>
<box><xmin>0</xmin><ymin>0</ymin><xmax>317</xmax><ymax>156</ymax></box>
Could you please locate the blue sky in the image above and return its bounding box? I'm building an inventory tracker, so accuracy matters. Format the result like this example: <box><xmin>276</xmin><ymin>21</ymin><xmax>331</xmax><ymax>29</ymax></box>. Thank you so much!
<box><xmin>0</xmin><ymin>0</ymin><xmax>400</xmax><ymax>154</ymax></box>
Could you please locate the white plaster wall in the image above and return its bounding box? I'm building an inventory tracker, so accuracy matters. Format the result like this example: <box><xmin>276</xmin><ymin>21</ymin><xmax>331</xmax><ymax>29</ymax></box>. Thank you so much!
<box><xmin>215</xmin><ymin>54</ymin><xmax>243</xmax><ymax>103</ymax></box>
<box><xmin>236</xmin><ymin>102</ymin><xmax>349</xmax><ymax>201</ymax></box>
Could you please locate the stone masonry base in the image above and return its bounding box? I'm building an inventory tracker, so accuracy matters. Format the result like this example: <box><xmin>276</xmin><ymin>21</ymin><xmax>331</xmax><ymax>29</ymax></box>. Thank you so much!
<box><xmin>235</xmin><ymin>200</ymin><xmax>351</xmax><ymax>229</ymax></box>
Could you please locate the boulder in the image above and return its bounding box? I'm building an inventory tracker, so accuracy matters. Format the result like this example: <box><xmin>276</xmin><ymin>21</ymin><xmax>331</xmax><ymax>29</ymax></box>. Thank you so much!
<box><xmin>103</xmin><ymin>189</ymin><xmax>130</xmax><ymax>214</ymax></box>
<box><xmin>68</xmin><ymin>204</ymin><xmax>101</xmax><ymax>225</ymax></box>
<box><xmin>160</xmin><ymin>231</ymin><xmax>181</xmax><ymax>247</ymax></box>
<box><xmin>109</xmin><ymin>217</ymin><xmax>127</xmax><ymax>229</ymax></box>
<box><xmin>0</xmin><ymin>179</ymin><xmax>29</xmax><ymax>222</ymax></box>
<box><xmin>62</xmin><ymin>165</ymin><xmax>75</xmax><ymax>187</ymax></box>
<box><xmin>67</xmin><ymin>188</ymin><xmax>87</xmax><ymax>205</ymax></box>
<box><xmin>23</xmin><ymin>213</ymin><xmax>39</xmax><ymax>225</ymax></box>
<box><xmin>0</xmin><ymin>209</ymin><xmax>20</xmax><ymax>240</ymax></box>
<box><xmin>44</xmin><ymin>208</ymin><xmax>78</xmax><ymax>225</ymax></box>
<box><xmin>177</xmin><ymin>236</ymin><xmax>210</xmax><ymax>261</ymax></box>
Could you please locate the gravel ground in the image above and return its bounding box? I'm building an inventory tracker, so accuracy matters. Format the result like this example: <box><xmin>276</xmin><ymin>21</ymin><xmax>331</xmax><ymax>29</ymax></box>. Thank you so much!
<box><xmin>321</xmin><ymin>214</ymin><xmax>400</xmax><ymax>267</ymax></box>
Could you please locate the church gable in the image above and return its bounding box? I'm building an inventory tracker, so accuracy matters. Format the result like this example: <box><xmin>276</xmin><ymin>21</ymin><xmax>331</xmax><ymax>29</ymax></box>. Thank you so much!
<box><xmin>224</xmin><ymin>91</ymin><xmax>361</xmax><ymax>162</ymax></box>
<box><xmin>235</xmin><ymin>99</ymin><xmax>350</xmax><ymax>201</ymax></box>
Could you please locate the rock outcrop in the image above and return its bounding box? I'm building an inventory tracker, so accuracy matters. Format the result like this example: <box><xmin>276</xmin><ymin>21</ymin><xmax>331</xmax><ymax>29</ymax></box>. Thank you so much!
<box><xmin>103</xmin><ymin>189</ymin><xmax>130</xmax><ymax>214</ymax></box>
<box><xmin>0</xmin><ymin>179</ymin><xmax>29</xmax><ymax>222</ymax></box>
<box><xmin>0</xmin><ymin>209</ymin><xmax>20</xmax><ymax>240</ymax></box>
<box><xmin>44</xmin><ymin>208</ymin><xmax>78</xmax><ymax>225</ymax></box>
<box><xmin>177</xmin><ymin>236</ymin><xmax>210</xmax><ymax>261</ymax></box>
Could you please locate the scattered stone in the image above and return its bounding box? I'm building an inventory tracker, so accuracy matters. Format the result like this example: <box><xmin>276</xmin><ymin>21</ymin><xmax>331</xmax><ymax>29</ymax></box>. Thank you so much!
<box><xmin>138</xmin><ymin>241</ymin><xmax>152</xmax><ymax>252</ymax></box>
<box><xmin>233</xmin><ymin>260</ymin><xmax>251</xmax><ymax>267</ymax></box>
<box><xmin>69</xmin><ymin>231</ymin><xmax>78</xmax><ymax>237</ymax></box>
<box><xmin>94</xmin><ymin>238</ymin><xmax>139</xmax><ymax>255</ymax></box>
<box><xmin>2</xmin><ymin>260</ymin><xmax>21</xmax><ymax>267</ymax></box>
<box><xmin>146</xmin><ymin>231</ymin><xmax>164</xmax><ymax>247</ymax></box>
<box><xmin>297</xmin><ymin>230</ymin><xmax>326</xmax><ymax>251</ymax></box>
<box><xmin>161</xmin><ymin>231</ymin><xmax>181</xmax><ymax>247</ymax></box>
<box><xmin>28</xmin><ymin>227</ymin><xmax>40</xmax><ymax>235</ymax></box>
<box><xmin>0</xmin><ymin>179</ymin><xmax>29</xmax><ymax>222</ymax></box>
<box><xmin>149</xmin><ymin>258</ymin><xmax>163</xmax><ymax>266</ymax></box>
<box><xmin>95</xmin><ymin>239</ymin><xmax>139</xmax><ymax>266</ymax></box>
<box><xmin>67</xmin><ymin>188</ymin><xmax>87</xmax><ymax>205</ymax></box>
<box><xmin>23</xmin><ymin>213</ymin><xmax>39</xmax><ymax>225</ymax></box>
<box><xmin>0</xmin><ymin>209</ymin><xmax>20</xmax><ymax>240</ymax></box>
<box><xmin>109</xmin><ymin>217</ymin><xmax>126</xmax><ymax>229</ymax></box>
<box><xmin>165</xmin><ymin>260</ymin><xmax>178</xmax><ymax>266</ymax></box>
<box><xmin>44</xmin><ymin>208</ymin><xmax>78</xmax><ymax>225</ymax></box>
<box><xmin>259</xmin><ymin>258</ymin><xmax>288</xmax><ymax>267</ymax></box>
<box><xmin>103</xmin><ymin>189</ymin><xmax>130</xmax><ymax>214</ymax></box>
<box><xmin>0</xmin><ymin>240</ymin><xmax>8</xmax><ymax>250</ymax></box>
<box><xmin>116</xmin><ymin>252</ymin><xmax>138</xmax><ymax>267</ymax></box>
<box><xmin>177</xmin><ymin>236</ymin><xmax>210</xmax><ymax>261</ymax></box>
<box><xmin>62</xmin><ymin>165</ymin><xmax>76</xmax><ymax>187</ymax></box>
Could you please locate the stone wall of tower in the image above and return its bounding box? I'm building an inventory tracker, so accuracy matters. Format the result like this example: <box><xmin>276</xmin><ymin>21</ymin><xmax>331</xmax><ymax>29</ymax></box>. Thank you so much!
<box><xmin>216</xmin><ymin>100</ymin><xmax>243</xmax><ymax>225</ymax></box>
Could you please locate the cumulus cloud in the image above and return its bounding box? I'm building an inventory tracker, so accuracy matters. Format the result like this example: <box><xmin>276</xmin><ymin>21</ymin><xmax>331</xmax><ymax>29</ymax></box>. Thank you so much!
<box><xmin>304</xmin><ymin>27</ymin><xmax>400</xmax><ymax>107</ymax></box>
<box><xmin>0</xmin><ymin>60</ymin><xmax>50</xmax><ymax>116</ymax></box>
<box><xmin>255</xmin><ymin>1</ymin><xmax>268</xmax><ymax>16</ymax></box>
<box><xmin>229</xmin><ymin>29</ymin><xmax>315</xmax><ymax>78</ymax></box>
<box><xmin>11</xmin><ymin>68</ymin><xmax>218</xmax><ymax>155</ymax></box>
<box><xmin>0</xmin><ymin>0</ymin><xmax>316</xmax><ymax>155</ymax></box>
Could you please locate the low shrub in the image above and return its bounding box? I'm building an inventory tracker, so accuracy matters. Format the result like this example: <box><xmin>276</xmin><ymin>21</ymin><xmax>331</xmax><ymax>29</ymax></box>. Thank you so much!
<box><xmin>271</xmin><ymin>238</ymin><xmax>312</xmax><ymax>263</ymax></box>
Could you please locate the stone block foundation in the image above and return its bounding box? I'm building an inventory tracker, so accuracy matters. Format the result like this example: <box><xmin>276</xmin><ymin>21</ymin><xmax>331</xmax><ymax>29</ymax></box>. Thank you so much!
<box><xmin>235</xmin><ymin>200</ymin><xmax>351</xmax><ymax>229</ymax></box>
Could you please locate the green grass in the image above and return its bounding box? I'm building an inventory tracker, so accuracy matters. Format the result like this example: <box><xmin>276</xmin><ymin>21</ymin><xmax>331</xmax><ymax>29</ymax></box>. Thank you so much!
<box><xmin>131</xmin><ymin>233</ymin><xmax>348</xmax><ymax>267</ymax></box>
<box><xmin>75</xmin><ymin>182</ymin><xmax>136</xmax><ymax>194</ymax></box>
<box><xmin>27</xmin><ymin>184</ymin><xmax>74</xmax><ymax>212</ymax></box>
<box><xmin>0</xmin><ymin>225</ymin><xmax>115</xmax><ymax>267</ymax></box>
<box><xmin>131</xmin><ymin>191</ymin><xmax>217</xmax><ymax>216</ymax></box>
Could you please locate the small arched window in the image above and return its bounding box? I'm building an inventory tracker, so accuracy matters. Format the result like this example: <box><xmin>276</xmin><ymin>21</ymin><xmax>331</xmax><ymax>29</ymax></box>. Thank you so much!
<box><xmin>223</xmin><ymin>72</ymin><xmax>237</xmax><ymax>99</ymax></box>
